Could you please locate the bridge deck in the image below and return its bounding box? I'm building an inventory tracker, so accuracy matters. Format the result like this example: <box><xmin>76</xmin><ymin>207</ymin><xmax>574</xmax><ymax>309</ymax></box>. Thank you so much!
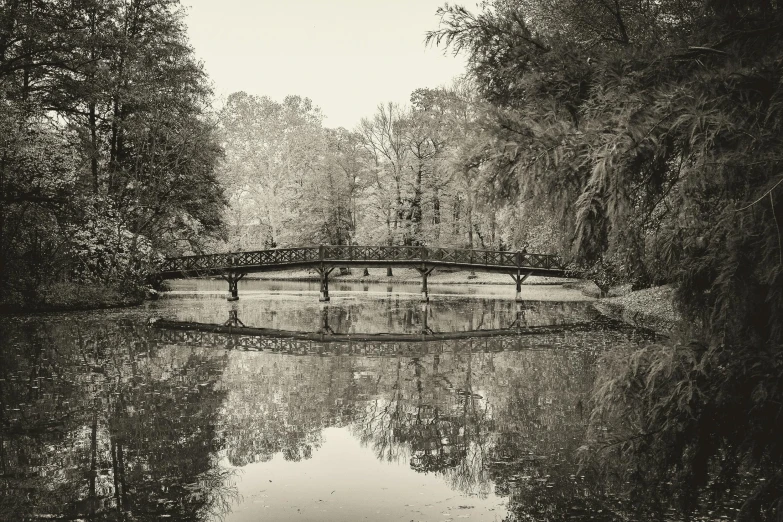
<box><xmin>157</xmin><ymin>245</ymin><xmax>568</xmax><ymax>279</ymax></box>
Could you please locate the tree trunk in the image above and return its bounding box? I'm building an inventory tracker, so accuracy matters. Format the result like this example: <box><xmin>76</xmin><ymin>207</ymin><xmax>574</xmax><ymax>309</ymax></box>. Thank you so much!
<box><xmin>490</xmin><ymin>210</ymin><xmax>496</xmax><ymax>249</ymax></box>
<box><xmin>89</xmin><ymin>101</ymin><xmax>99</xmax><ymax>193</ymax></box>
<box><xmin>594</xmin><ymin>279</ymin><xmax>610</xmax><ymax>298</ymax></box>
<box><xmin>88</xmin><ymin>6</ymin><xmax>98</xmax><ymax>193</ymax></box>
<box><xmin>467</xmin><ymin>195</ymin><xmax>474</xmax><ymax>249</ymax></box>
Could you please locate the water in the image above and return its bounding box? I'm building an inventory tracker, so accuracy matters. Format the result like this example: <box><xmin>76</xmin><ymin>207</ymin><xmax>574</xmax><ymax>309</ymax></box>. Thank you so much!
<box><xmin>0</xmin><ymin>280</ymin><xmax>651</xmax><ymax>521</ymax></box>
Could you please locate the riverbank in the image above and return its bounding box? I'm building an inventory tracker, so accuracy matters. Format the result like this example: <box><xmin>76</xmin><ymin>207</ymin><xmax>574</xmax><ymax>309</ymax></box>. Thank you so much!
<box><xmin>243</xmin><ymin>267</ymin><xmax>572</xmax><ymax>285</ymax></box>
<box><xmin>592</xmin><ymin>285</ymin><xmax>680</xmax><ymax>334</ymax></box>
<box><xmin>0</xmin><ymin>283</ymin><xmax>144</xmax><ymax>314</ymax></box>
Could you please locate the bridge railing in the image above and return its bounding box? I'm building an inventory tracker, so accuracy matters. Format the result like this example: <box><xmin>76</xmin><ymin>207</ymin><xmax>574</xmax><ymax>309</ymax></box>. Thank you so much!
<box><xmin>323</xmin><ymin>245</ymin><xmax>422</xmax><ymax>262</ymax></box>
<box><xmin>159</xmin><ymin>245</ymin><xmax>566</xmax><ymax>274</ymax></box>
<box><xmin>160</xmin><ymin>247</ymin><xmax>320</xmax><ymax>274</ymax></box>
<box><xmin>320</xmin><ymin>245</ymin><xmax>565</xmax><ymax>269</ymax></box>
<box><xmin>151</xmin><ymin>327</ymin><xmax>578</xmax><ymax>356</ymax></box>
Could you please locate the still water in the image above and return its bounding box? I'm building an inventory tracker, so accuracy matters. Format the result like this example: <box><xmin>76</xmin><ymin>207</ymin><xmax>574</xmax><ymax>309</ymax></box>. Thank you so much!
<box><xmin>0</xmin><ymin>280</ymin><xmax>651</xmax><ymax>521</ymax></box>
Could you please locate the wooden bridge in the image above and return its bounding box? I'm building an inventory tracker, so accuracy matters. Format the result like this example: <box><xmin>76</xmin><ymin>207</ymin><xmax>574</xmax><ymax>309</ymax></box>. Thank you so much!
<box><xmin>157</xmin><ymin>245</ymin><xmax>571</xmax><ymax>302</ymax></box>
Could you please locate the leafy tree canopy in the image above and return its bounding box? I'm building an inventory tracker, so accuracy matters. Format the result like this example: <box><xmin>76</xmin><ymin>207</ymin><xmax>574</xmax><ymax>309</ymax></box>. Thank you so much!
<box><xmin>0</xmin><ymin>0</ymin><xmax>226</xmax><ymax>305</ymax></box>
<box><xmin>429</xmin><ymin>0</ymin><xmax>783</xmax><ymax>518</ymax></box>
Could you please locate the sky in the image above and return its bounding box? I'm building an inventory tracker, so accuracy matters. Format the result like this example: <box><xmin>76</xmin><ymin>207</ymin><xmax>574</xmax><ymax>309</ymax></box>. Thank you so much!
<box><xmin>181</xmin><ymin>0</ymin><xmax>474</xmax><ymax>130</ymax></box>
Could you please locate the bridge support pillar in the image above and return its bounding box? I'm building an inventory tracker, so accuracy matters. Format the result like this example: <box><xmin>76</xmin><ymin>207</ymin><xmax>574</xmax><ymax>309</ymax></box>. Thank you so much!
<box><xmin>224</xmin><ymin>308</ymin><xmax>245</xmax><ymax>328</ymax></box>
<box><xmin>222</xmin><ymin>272</ymin><xmax>245</xmax><ymax>301</ymax></box>
<box><xmin>317</xmin><ymin>267</ymin><xmax>334</xmax><ymax>302</ymax></box>
<box><xmin>510</xmin><ymin>270</ymin><xmax>531</xmax><ymax>302</ymax></box>
<box><xmin>416</xmin><ymin>267</ymin><xmax>434</xmax><ymax>302</ymax></box>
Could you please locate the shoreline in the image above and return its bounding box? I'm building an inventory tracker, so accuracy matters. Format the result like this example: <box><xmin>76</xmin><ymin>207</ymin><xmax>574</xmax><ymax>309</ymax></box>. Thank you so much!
<box><xmin>0</xmin><ymin>283</ymin><xmax>145</xmax><ymax>315</ymax></box>
<box><xmin>0</xmin><ymin>298</ymin><xmax>144</xmax><ymax>316</ymax></box>
<box><xmin>591</xmin><ymin>285</ymin><xmax>680</xmax><ymax>335</ymax></box>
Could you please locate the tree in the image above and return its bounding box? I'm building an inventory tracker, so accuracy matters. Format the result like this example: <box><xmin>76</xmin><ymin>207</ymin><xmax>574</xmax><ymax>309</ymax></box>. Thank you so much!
<box><xmin>216</xmin><ymin>92</ymin><xmax>332</xmax><ymax>249</ymax></box>
<box><xmin>429</xmin><ymin>0</ymin><xmax>783</xmax><ymax>518</ymax></box>
<box><xmin>1</xmin><ymin>0</ymin><xmax>225</xmax><ymax>306</ymax></box>
<box><xmin>358</xmin><ymin>103</ymin><xmax>412</xmax><ymax>245</ymax></box>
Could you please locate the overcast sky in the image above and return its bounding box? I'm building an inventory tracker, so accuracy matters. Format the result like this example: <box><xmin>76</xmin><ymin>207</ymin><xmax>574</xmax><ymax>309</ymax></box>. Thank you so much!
<box><xmin>182</xmin><ymin>0</ymin><xmax>473</xmax><ymax>130</ymax></box>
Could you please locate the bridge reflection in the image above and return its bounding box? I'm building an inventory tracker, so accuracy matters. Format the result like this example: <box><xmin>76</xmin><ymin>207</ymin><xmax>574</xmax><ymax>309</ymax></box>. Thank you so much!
<box><xmin>150</xmin><ymin>306</ymin><xmax>598</xmax><ymax>357</ymax></box>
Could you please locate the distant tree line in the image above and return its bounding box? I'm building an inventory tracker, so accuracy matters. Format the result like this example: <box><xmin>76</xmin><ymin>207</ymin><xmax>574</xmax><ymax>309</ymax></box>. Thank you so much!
<box><xmin>214</xmin><ymin>80</ymin><xmax>558</xmax><ymax>254</ymax></box>
<box><xmin>0</xmin><ymin>0</ymin><xmax>225</xmax><ymax>306</ymax></box>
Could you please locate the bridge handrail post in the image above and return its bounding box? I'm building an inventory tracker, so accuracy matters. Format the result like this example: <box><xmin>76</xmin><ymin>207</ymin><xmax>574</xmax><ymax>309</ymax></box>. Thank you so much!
<box><xmin>516</xmin><ymin>250</ymin><xmax>522</xmax><ymax>268</ymax></box>
<box><xmin>319</xmin><ymin>244</ymin><xmax>324</xmax><ymax>264</ymax></box>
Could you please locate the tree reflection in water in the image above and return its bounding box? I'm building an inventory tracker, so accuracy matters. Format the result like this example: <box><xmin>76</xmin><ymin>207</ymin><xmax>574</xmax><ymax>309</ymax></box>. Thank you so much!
<box><xmin>0</xmin><ymin>318</ymin><xmax>236</xmax><ymax>521</ymax></box>
<box><xmin>1</xmin><ymin>300</ymin><xmax>651</xmax><ymax>521</ymax></box>
<box><xmin>215</xmin><ymin>323</ymin><xmax>648</xmax><ymax>520</ymax></box>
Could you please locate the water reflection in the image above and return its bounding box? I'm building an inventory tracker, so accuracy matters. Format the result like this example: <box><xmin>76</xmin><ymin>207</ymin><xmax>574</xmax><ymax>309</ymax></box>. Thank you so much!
<box><xmin>162</xmin><ymin>288</ymin><xmax>600</xmax><ymax>335</ymax></box>
<box><xmin>0</xmin><ymin>282</ymin><xmax>650</xmax><ymax>521</ymax></box>
<box><xmin>0</xmin><ymin>319</ymin><xmax>235</xmax><ymax>521</ymax></box>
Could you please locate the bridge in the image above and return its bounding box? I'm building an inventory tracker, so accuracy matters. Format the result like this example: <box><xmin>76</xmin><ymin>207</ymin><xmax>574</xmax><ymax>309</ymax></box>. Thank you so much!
<box><xmin>157</xmin><ymin>245</ymin><xmax>571</xmax><ymax>302</ymax></box>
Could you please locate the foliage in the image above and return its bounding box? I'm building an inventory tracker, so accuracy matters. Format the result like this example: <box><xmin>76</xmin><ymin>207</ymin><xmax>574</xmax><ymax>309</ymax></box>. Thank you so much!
<box><xmin>0</xmin><ymin>0</ymin><xmax>225</xmax><ymax>307</ymax></box>
<box><xmin>216</xmin><ymin>92</ymin><xmax>358</xmax><ymax>248</ymax></box>
<box><xmin>63</xmin><ymin>197</ymin><xmax>163</xmax><ymax>285</ymax></box>
<box><xmin>215</xmin><ymin>79</ymin><xmax>531</xmax><ymax>252</ymax></box>
<box><xmin>428</xmin><ymin>0</ymin><xmax>783</xmax><ymax>518</ymax></box>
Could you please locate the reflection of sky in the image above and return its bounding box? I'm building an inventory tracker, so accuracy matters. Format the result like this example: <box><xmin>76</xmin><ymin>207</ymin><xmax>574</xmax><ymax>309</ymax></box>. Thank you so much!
<box><xmin>224</xmin><ymin>427</ymin><xmax>507</xmax><ymax>522</ymax></box>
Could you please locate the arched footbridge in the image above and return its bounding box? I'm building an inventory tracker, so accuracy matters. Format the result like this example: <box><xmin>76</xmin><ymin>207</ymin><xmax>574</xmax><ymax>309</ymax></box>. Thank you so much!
<box><xmin>156</xmin><ymin>245</ymin><xmax>573</xmax><ymax>302</ymax></box>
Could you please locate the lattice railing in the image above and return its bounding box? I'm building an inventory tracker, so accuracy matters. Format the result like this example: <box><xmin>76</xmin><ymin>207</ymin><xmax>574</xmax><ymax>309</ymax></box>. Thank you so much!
<box><xmin>159</xmin><ymin>245</ymin><xmax>566</xmax><ymax>275</ymax></box>
<box><xmin>160</xmin><ymin>247</ymin><xmax>320</xmax><ymax>274</ymax></box>
<box><xmin>152</xmin><ymin>328</ymin><xmax>555</xmax><ymax>355</ymax></box>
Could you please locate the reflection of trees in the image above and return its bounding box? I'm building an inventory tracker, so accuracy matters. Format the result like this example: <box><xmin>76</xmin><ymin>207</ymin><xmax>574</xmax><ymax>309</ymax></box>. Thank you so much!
<box><xmin>486</xmin><ymin>349</ymin><xmax>621</xmax><ymax>521</ymax></box>
<box><xmin>350</xmin><ymin>351</ymin><xmax>497</xmax><ymax>497</ymax></box>
<box><xmin>219</xmin><ymin>353</ymin><xmax>360</xmax><ymax>466</ymax></box>
<box><xmin>0</xmin><ymin>318</ymin><xmax>234</xmax><ymax>521</ymax></box>
<box><xmin>346</xmin><ymin>339</ymin><xmax>635</xmax><ymax>516</ymax></box>
<box><xmin>2</xmin><ymin>313</ymin><xmax>648</xmax><ymax>521</ymax></box>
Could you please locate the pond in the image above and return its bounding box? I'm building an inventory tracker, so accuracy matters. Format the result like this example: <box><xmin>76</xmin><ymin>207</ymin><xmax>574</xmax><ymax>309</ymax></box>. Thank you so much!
<box><xmin>0</xmin><ymin>279</ymin><xmax>652</xmax><ymax>521</ymax></box>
